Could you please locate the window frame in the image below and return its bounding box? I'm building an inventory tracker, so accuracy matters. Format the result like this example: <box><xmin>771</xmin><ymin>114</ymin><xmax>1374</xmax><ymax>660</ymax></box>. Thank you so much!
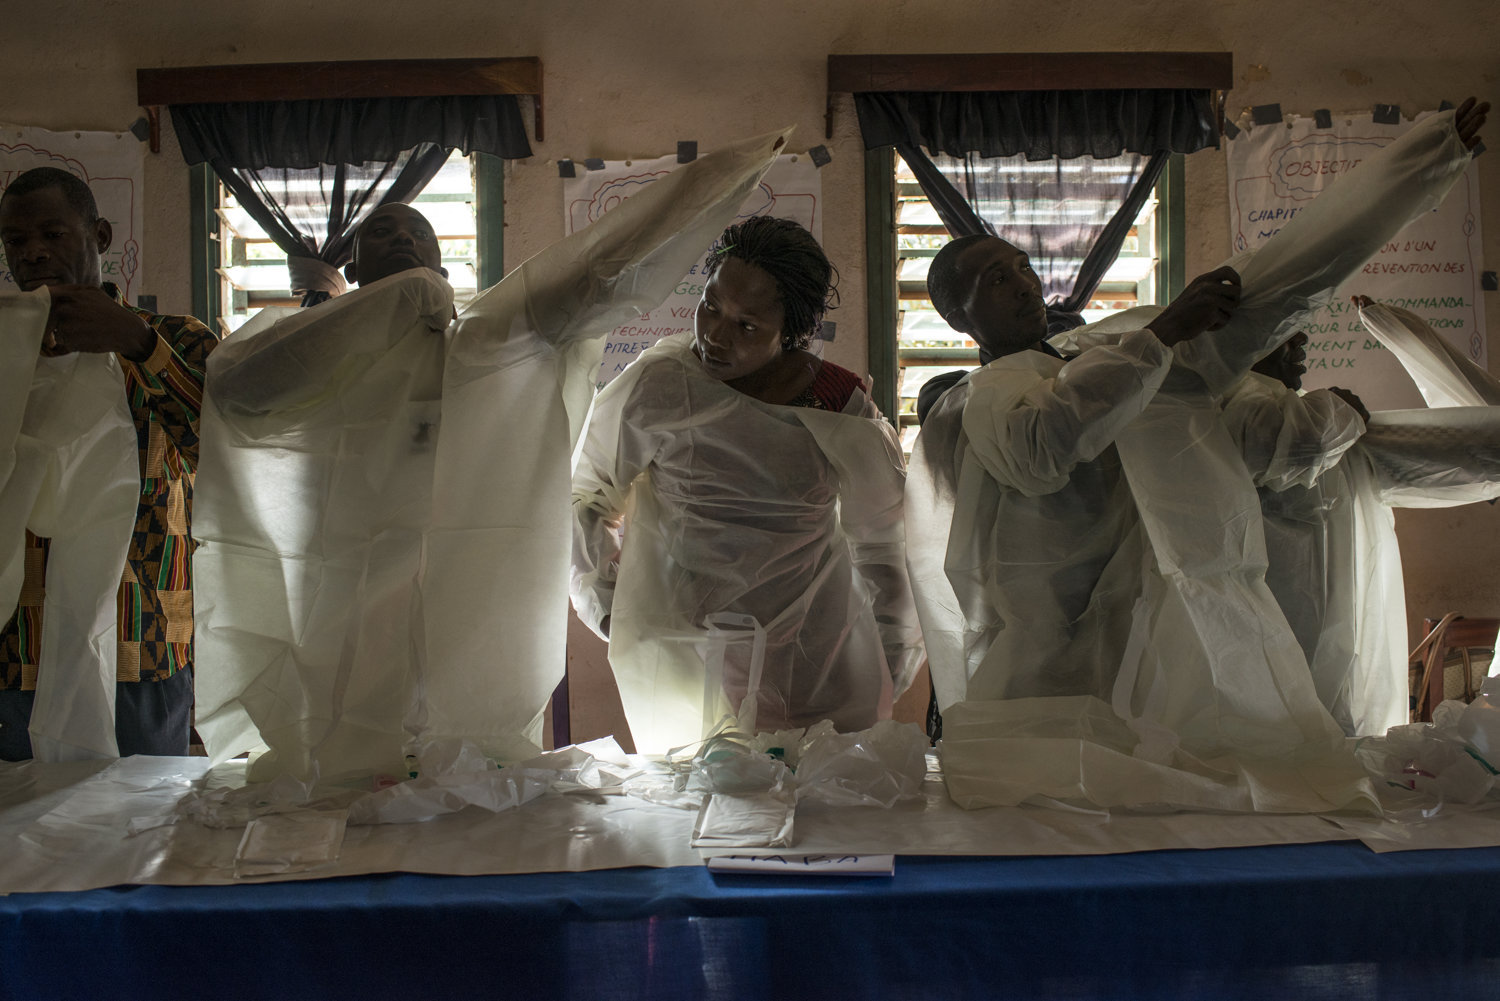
<box><xmin>191</xmin><ymin>154</ymin><xmax>504</xmax><ymax>334</ymax></box>
<box><xmin>864</xmin><ymin>149</ymin><xmax>1186</xmax><ymax>434</ymax></box>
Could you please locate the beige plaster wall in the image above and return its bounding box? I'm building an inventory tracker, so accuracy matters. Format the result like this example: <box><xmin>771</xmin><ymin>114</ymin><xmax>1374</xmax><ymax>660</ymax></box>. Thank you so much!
<box><xmin>2</xmin><ymin>1</ymin><xmax>1498</xmax><ymax>740</ymax></box>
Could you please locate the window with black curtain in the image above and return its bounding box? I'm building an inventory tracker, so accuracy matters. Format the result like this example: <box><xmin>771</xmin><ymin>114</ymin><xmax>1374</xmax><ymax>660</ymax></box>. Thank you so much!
<box><xmin>851</xmin><ymin>84</ymin><xmax>1220</xmax><ymax>444</ymax></box>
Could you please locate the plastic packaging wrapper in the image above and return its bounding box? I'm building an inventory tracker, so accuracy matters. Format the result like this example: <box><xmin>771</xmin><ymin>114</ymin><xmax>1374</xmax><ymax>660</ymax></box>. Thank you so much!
<box><xmin>572</xmin><ymin>332</ymin><xmax>923</xmax><ymax>753</ymax></box>
<box><xmin>692</xmin><ymin>788</ymin><xmax>797</xmax><ymax>848</ymax></box>
<box><xmin>194</xmin><ymin>128</ymin><xmax>790</xmax><ymax>783</ymax></box>
<box><xmin>1348</xmin><ymin>681</ymin><xmax>1500</xmax><ymax>830</ymax></box>
<box><xmin>0</xmin><ymin>289</ymin><xmax>138</xmax><ymax>761</ymax></box>
<box><xmin>907</xmin><ymin>111</ymin><xmax>1473</xmax><ymax>813</ymax></box>
<box><xmin>164</xmin><ymin>736</ymin><xmax>638</xmax><ymax>836</ymax></box>
<box><xmin>234</xmin><ymin>809</ymin><xmax>347</xmax><ymax>878</ymax></box>
<box><xmin>793</xmin><ymin>718</ymin><xmax>929</xmax><ymax>809</ymax></box>
<box><xmin>1357</xmin><ymin>300</ymin><xmax>1500</xmax><ymax>408</ymax></box>
<box><xmin>683</xmin><ymin>721</ymin><xmax>926</xmax><ymax>847</ymax></box>
<box><xmin>628</xmin><ymin>720</ymin><xmax>928</xmax><ymax>846</ymax></box>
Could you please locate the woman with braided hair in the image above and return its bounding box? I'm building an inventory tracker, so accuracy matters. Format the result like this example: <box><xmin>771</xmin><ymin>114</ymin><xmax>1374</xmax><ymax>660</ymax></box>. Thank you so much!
<box><xmin>571</xmin><ymin>216</ymin><xmax>923</xmax><ymax>752</ymax></box>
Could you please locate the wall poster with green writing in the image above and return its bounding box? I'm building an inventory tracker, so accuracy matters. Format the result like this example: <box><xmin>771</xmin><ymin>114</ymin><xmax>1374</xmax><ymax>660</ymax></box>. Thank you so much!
<box><xmin>1226</xmin><ymin>110</ymin><xmax>1484</xmax><ymax>409</ymax></box>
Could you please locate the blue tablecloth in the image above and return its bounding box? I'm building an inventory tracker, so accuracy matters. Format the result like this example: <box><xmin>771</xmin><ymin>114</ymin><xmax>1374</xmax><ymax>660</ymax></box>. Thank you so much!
<box><xmin>4</xmin><ymin>841</ymin><xmax>1499</xmax><ymax>1000</ymax></box>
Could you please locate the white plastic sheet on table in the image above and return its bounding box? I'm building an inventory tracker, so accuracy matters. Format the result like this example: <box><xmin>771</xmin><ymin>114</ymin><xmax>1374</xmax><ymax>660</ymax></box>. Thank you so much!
<box><xmin>910</xmin><ymin>109</ymin><xmax>1474</xmax><ymax>812</ymax></box>
<box><xmin>571</xmin><ymin>333</ymin><xmax>924</xmax><ymax>753</ymax></box>
<box><xmin>193</xmin><ymin>128</ymin><xmax>792</xmax><ymax>782</ymax></box>
<box><xmin>14</xmin><ymin>732</ymin><xmax>1500</xmax><ymax>893</ymax></box>
<box><xmin>0</xmin><ymin>289</ymin><xmax>137</xmax><ymax>761</ymax></box>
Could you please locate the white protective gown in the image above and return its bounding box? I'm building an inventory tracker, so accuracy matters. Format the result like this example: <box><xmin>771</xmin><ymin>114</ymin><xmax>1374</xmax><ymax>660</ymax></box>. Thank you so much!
<box><xmin>572</xmin><ymin>334</ymin><xmax>923</xmax><ymax>754</ymax></box>
<box><xmin>910</xmin><ymin>110</ymin><xmax>1474</xmax><ymax>812</ymax></box>
<box><xmin>1223</xmin><ymin>304</ymin><xmax>1500</xmax><ymax>737</ymax></box>
<box><xmin>193</xmin><ymin>130</ymin><xmax>789</xmax><ymax>781</ymax></box>
<box><xmin>0</xmin><ymin>289</ymin><xmax>138</xmax><ymax>761</ymax></box>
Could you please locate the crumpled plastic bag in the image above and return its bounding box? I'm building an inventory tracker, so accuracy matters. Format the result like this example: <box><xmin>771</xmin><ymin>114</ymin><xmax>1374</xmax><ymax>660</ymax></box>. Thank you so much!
<box><xmin>791</xmin><ymin>719</ymin><xmax>928</xmax><ymax>809</ymax></box>
<box><xmin>647</xmin><ymin>719</ymin><xmax>928</xmax><ymax>847</ymax></box>
<box><xmin>346</xmin><ymin>737</ymin><xmax>636</xmax><ymax>825</ymax></box>
<box><xmin>1352</xmin><ymin>680</ymin><xmax>1500</xmax><ymax>814</ymax></box>
<box><xmin>0</xmin><ymin>288</ymin><xmax>138</xmax><ymax>761</ymax></box>
<box><xmin>169</xmin><ymin>736</ymin><xmax>639</xmax><ymax>841</ymax></box>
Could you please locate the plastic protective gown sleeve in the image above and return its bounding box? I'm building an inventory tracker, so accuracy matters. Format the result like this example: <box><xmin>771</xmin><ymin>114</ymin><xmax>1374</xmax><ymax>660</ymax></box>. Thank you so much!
<box><xmin>194</xmin><ymin>129</ymin><xmax>790</xmax><ymax>780</ymax></box>
<box><xmin>1172</xmin><ymin>110</ymin><xmax>1474</xmax><ymax>396</ymax></box>
<box><xmin>1050</xmin><ymin>113</ymin><xmax>1472</xmax><ymax>400</ymax></box>
<box><xmin>1271</xmin><ymin>407</ymin><xmax>1500</xmax><ymax>739</ymax></box>
<box><xmin>906</xmin><ymin>331</ymin><xmax>1171</xmax><ymax>708</ymax></box>
<box><xmin>1357</xmin><ymin>408</ymin><xmax>1500</xmax><ymax>507</ymax></box>
<box><xmin>571</xmin><ymin>333</ymin><xmax>922</xmax><ymax>753</ymax></box>
<box><xmin>960</xmin><ymin>328</ymin><xmax>1173</xmax><ymax>497</ymax></box>
<box><xmin>1357</xmin><ymin>301</ymin><xmax>1500</xmax><ymax>408</ymax></box>
<box><xmin>1219</xmin><ymin>374</ymin><xmax>1372</xmax><ymax>734</ymax></box>
<box><xmin>904</xmin><ymin>380</ymin><xmax>975</xmax><ymax>711</ymax></box>
<box><xmin>0</xmin><ymin>289</ymin><xmax>138</xmax><ymax>761</ymax></box>
<box><xmin>1221</xmin><ymin>374</ymin><xmax>1366</xmax><ymax>492</ymax></box>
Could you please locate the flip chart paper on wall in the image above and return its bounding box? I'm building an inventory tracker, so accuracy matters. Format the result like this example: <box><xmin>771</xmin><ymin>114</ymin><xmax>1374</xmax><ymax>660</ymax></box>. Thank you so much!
<box><xmin>563</xmin><ymin>152</ymin><xmax>822</xmax><ymax>387</ymax></box>
<box><xmin>0</xmin><ymin>123</ymin><xmax>145</xmax><ymax>301</ymax></box>
<box><xmin>1226</xmin><ymin>111</ymin><xmax>1485</xmax><ymax>410</ymax></box>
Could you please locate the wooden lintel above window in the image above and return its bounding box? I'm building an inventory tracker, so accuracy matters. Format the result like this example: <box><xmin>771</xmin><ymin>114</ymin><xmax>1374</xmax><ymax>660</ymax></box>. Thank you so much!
<box><xmin>825</xmin><ymin>51</ymin><xmax>1232</xmax><ymax>137</ymax></box>
<box><xmin>136</xmin><ymin>57</ymin><xmax>544</xmax><ymax>151</ymax></box>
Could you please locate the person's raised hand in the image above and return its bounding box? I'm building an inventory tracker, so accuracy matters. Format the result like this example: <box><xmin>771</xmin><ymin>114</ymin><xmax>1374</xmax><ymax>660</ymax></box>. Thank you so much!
<box><xmin>42</xmin><ymin>285</ymin><xmax>155</xmax><ymax>360</ymax></box>
<box><xmin>1455</xmin><ymin>97</ymin><xmax>1489</xmax><ymax>151</ymax></box>
<box><xmin>1147</xmin><ymin>266</ymin><xmax>1242</xmax><ymax>346</ymax></box>
<box><xmin>1328</xmin><ymin>386</ymin><xmax>1370</xmax><ymax>426</ymax></box>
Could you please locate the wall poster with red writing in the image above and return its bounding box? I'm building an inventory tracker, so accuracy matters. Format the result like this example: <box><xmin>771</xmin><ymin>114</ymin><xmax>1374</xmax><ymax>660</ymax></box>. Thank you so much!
<box><xmin>1226</xmin><ymin>110</ymin><xmax>1485</xmax><ymax>410</ymax></box>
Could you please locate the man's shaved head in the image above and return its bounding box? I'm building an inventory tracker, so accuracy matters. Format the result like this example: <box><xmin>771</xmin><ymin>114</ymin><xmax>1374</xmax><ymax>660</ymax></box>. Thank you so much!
<box><xmin>344</xmin><ymin>203</ymin><xmax>445</xmax><ymax>287</ymax></box>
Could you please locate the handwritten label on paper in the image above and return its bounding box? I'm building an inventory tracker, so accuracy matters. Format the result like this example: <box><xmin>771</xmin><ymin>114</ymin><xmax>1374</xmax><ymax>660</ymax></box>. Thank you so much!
<box><xmin>705</xmin><ymin>853</ymin><xmax>895</xmax><ymax>876</ymax></box>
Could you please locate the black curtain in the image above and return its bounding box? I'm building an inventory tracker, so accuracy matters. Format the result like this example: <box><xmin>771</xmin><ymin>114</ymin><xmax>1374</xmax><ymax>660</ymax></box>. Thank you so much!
<box><xmin>858</xmin><ymin>89</ymin><xmax>1215</xmax><ymax>330</ymax></box>
<box><xmin>923</xmin><ymin>146</ymin><xmax>1165</xmax><ymax>330</ymax></box>
<box><xmin>855</xmin><ymin>89</ymin><xmax>1218</xmax><ymax>160</ymax></box>
<box><xmin>171</xmin><ymin>96</ymin><xmax>533</xmax><ymax>305</ymax></box>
